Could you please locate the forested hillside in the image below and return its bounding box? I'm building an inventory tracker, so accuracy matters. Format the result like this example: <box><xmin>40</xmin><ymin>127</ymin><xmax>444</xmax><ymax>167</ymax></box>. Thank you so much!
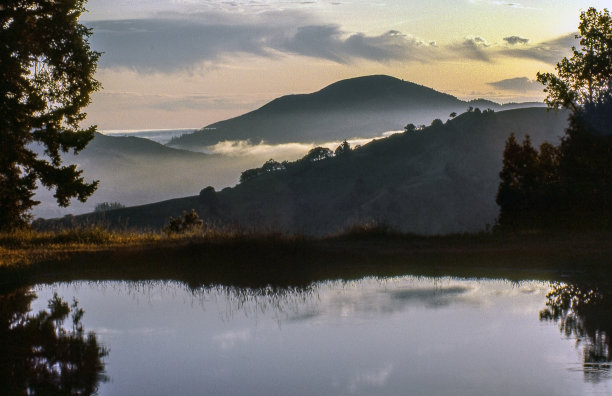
<box><xmin>48</xmin><ymin>107</ymin><xmax>567</xmax><ymax>234</ymax></box>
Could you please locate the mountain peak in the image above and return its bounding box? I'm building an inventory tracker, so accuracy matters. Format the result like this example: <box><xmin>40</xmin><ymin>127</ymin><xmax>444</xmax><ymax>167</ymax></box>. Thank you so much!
<box><xmin>312</xmin><ymin>75</ymin><xmax>458</xmax><ymax>102</ymax></box>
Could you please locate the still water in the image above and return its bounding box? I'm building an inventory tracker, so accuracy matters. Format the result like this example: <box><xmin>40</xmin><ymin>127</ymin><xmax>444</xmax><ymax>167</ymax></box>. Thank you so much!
<box><xmin>6</xmin><ymin>276</ymin><xmax>612</xmax><ymax>395</ymax></box>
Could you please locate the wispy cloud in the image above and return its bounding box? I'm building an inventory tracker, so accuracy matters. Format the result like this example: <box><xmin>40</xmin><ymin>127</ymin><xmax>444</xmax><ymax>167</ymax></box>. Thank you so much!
<box><xmin>472</xmin><ymin>0</ymin><xmax>540</xmax><ymax>9</ymax></box>
<box><xmin>92</xmin><ymin>91</ymin><xmax>260</xmax><ymax>111</ymax></box>
<box><xmin>278</xmin><ymin>26</ymin><xmax>437</xmax><ymax>63</ymax></box>
<box><xmin>88</xmin><ymin>17</ymin><xmax>279</xmax><ymax>72</ymax></box>
<box><xmin>487</xmin><ymin>77</ymin><xmax>542</xmax><ymax>92</ymax></box>
<box><xmin>448</xmin><ymin>36</ymin><xmax>492</xmax><ymax>62</ymax></box>
<box><xmin>500</xmin><ymin>32</ymin><xmax>577</xmax><ymax>63</ymax></box>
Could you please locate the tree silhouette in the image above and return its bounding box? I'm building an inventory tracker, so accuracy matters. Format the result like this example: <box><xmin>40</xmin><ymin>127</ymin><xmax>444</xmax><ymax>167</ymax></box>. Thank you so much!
<box><xmin>497</xmin><ymin>134</ymin><xmax>539</xmax><ymax>228</ymax></box>
<box><xmin>261</xmin><ymin>159</ymin><xmax>285</xmax><ymax>172</ymax></box>
<box><xmin>302</xmin><ymin>147</ymin><xmax>333</xmax><ymax>162</ymax></box>
<box><xmin>403</xmin><ymin>123</ymin><xmax>417</xmax><ymax>133</ymax></box>
<box><xmin>537</xmin><ymin>8</ymin><xmax>612</xmax><ymax>112</ymax></box>
<box><xmin>334</xmin><ymin>140</ymin><xmax>351</xmax><ymax>156</ymax></box>
<box><xmin>0</xmin><ymin>1</ymin><xmax>100</xmax><ymax>230</ymax></box>
<box><xmin>430</xmin><ymin>118</ymin><xmax>443</xmax><ymax>127</ymax></box>
<box><xmin>240</xmin><ymin>168</ymin><xmax>260</xmax><ymax>183</ymax></box>
<box><xmin>498</xmin><ymin>7</ymin><xmax>612</xmax><ymax>230</ymax></box>
<box><xmin>543</xmin><ymin>8</ymin><xmax>612</xmax><ymax>228</ymax></box>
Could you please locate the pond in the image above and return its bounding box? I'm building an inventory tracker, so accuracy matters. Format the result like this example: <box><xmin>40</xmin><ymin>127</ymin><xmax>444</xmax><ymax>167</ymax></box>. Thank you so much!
<box><xmin>2</xmin><ymin>276</ymin><xmax>611</xmax><ymax>395</ymax></box>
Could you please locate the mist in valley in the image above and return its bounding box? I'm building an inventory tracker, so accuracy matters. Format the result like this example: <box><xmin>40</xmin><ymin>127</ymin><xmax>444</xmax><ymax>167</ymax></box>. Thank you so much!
<box><xmin>31</xmin><ymin>129</ymin><xmax>392</xmax><ymax>219</ymax></box>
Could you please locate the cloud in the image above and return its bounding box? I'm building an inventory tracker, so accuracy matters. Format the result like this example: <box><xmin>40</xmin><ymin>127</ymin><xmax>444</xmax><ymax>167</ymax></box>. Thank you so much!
<box><xmin>503</xmin><ymin>35</ymin><xmax>529</xmax><ymax>45</ymax></box>
<box><xmin>88</xmin><ymin>17</ymin><xmax>279</xmax><ymax>72</ymax></box>
<box><xmin>278</xmin><ymin>26</ymin><xmax>437</xmax><ymax>63</ymax></box>
<box><xmin>500</xmin><ymin>32</ymin><xmax>577</xmax><ymax>63</ymax></box>
<box><xmin>448</xmin><ymin>36</ymin><xmax>492</xmax><ymax>62</ymax></box>
<box><xmin>87</xmin><ymin>10</ymin><xmax>576</xmax><ymax>73</ymax></box>
<box><xmin>487</xmin><ymin>77</ymin><xmax>542</xmax><ymax>92</ymax></box>
<box><xmin>89</xmin><ymin>12</ymin><xmax>439</xmax><ymax>72</ymax></box>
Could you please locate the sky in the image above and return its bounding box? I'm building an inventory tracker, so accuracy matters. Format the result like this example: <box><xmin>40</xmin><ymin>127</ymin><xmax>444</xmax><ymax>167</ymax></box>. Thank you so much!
<box><xmin>80</xmin><ymin>0</ymin><xmax>609</xmax><ymax>131</ymax></box>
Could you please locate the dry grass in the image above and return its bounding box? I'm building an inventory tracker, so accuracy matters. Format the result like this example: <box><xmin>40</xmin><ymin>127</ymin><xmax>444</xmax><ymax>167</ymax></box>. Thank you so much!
<box><xmin>1</xmin><ymin>226</ymin><xmax>611</xmax><ymax>291</ymax></box>
<box><xmin>0</xmin><ymin>224</ymin><xmax>301</xmax><ymax>268</ymax></box>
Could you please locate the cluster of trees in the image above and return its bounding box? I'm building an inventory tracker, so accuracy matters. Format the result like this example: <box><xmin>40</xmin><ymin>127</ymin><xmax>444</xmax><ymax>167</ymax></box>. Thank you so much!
<box><xmin>240</xmin><ymin>140</ymin><xmax>353</xmax><ymax>183</ymax></box>
<box><xmin>497</xmin><ymin>7</ymin><xmax>612</xmax><ymax>230</ymax></box>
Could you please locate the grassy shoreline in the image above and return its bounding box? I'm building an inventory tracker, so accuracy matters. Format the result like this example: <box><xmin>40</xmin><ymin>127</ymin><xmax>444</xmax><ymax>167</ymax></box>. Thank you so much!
<box><xmin>1</xmin><ymin>228</ymin><xmax>611</xmax><ymax>291</ymax></box>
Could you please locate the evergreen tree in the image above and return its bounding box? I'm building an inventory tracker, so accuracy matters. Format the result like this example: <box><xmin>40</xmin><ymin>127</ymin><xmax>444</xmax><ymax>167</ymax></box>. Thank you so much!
<box><xmin>0</xmin><ymin>1</ymin><xmax>100</xmax><ymax>230</ymax></box>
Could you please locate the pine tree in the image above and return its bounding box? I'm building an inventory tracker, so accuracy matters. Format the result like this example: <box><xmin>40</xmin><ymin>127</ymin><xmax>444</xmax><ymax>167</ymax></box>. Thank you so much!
<box><xmin>0</xmin><ymin>1</ymin><xmax>100</xmax><ymax>230</ymax></box>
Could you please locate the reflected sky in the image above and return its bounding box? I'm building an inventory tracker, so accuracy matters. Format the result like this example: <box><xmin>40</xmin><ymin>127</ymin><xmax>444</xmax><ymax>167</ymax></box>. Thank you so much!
<box><xmin>29</xmin><ymin>277</ymin><xmax>612</xmax><ymax>395</ymax></box>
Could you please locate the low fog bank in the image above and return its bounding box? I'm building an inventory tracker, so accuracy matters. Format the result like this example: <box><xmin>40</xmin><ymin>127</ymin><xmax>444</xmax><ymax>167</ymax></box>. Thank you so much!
<box><xmin>32</xmin><ymin>132</ymin><xmax>391</xmax><ymax>219</ymax></box>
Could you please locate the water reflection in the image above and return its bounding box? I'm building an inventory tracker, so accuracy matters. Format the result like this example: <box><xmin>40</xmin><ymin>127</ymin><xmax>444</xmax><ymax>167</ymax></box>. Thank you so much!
<box><xmin>540</xmin><ymin>281</ymin><xmax>612</xmax><ymax>381</ymax></box>
<box><xmin>9</xmin><ymin>277</ymin><xmax>612</xmax><ymax>395</ymax></box>
<box><xmin>205</xmin><ymin>285</ymin><xmax>316</xmax><ymax>323</ymax></box>
<box><xmin>0</xmin><ymin>288</ymin><xmax>108</xmax><ymax>395</ymax></box>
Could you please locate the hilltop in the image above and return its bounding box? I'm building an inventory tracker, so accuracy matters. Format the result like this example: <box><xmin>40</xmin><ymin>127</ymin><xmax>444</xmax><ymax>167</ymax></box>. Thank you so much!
<box><xmin>167</xmin><ymin>75</ymin><xmax>542</xmax><ymax>149</ymax></box>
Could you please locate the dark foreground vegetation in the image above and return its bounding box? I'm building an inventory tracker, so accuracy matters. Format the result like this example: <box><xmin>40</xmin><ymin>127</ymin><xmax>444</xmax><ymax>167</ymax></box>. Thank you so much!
<box><xmin>2</xmin><ymin>226</ymin><xmax>612</xmax><ymax>293</ymax></box>
<box><xmin>497</xmin><ymin>8</ymin><xmax>612</xmax><ymax>231</ymax></box>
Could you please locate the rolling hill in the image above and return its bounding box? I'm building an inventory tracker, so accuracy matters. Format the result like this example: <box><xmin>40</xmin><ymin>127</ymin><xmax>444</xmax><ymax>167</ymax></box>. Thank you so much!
<box><xmin>167</xmin><ymin>75</ymin><xmax>543</xmax><ymax>149</ymax></box>
<box><xmin>33</xmin><ymin>133</ymin><xmax>260</xmax><ymax>218</ymax></box>
<box><xmin>49</xmin><ymin>107</ymin><xmax>569</xmax><ymax>234</ymax></box>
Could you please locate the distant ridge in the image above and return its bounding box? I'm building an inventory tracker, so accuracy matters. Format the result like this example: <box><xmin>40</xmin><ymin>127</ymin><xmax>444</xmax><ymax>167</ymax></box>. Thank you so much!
<box><xmin>168</xmin><ymin>75</ymin><xmax>535</xmax><ymax>149</ymax></box>
<box><xmin>53</xmin><ymin>107</ymin><xmax>569</xmax><ymax>234</ymax></box>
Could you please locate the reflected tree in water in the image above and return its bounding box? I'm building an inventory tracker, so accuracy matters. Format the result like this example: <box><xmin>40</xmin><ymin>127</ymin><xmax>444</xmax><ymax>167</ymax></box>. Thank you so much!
<box><xmin>540</xmin><ymin>282</ymin><xmax>612</xmax><ymax>380</ymax></box>
<box><xmin>0</xmin><ymin>289</ymin><xmax>108</xmax><ymax>395</ymax></box>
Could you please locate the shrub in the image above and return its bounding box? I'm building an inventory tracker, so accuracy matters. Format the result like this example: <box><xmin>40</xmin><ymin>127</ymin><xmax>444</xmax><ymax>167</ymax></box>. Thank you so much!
<box><xmin>163</xmin><ymin>209</ymin><xmax>203</xmax><ymax>235</ymax></box>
